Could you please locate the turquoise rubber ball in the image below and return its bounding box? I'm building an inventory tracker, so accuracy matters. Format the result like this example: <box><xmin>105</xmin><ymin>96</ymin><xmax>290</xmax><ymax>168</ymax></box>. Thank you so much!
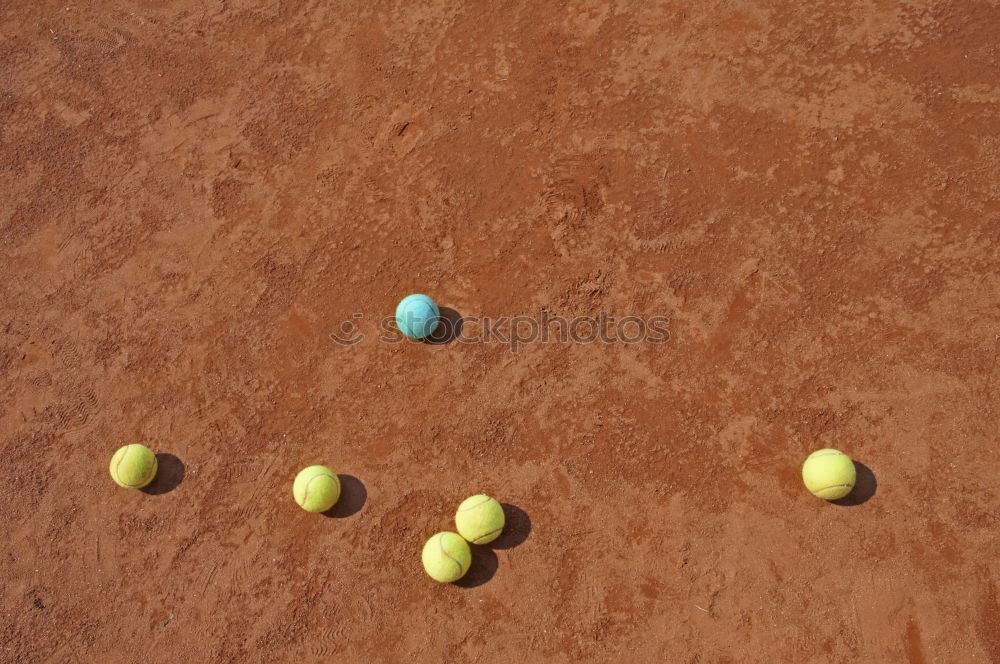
<box><xmin>395</xmin><ymin>294</ymin><xmax>440</xmax><ymax>339</ymax></box>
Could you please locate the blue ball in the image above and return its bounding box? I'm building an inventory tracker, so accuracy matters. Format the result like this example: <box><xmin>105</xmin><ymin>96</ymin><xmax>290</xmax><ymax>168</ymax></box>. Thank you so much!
<box><xmin>395</xmin><ymin>294</ymin><xmax>440</xmax><ymax>339</ymax></box>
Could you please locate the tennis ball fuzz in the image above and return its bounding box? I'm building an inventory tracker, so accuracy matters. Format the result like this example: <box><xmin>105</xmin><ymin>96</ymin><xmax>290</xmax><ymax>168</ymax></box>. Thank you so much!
<box><xmin>395</xmin><ymin>294</ymin><xmax>440</xmax><ymax>340</ymax></box>
<box><xmin>293</xmin><ymin>465</ymin><xmax>341</xmax><ymax>512</ymax></box>
<box><xmin>109</xmin><ymin>444</ymin><xmax>158</xmax><ymax>489</ymax></box>
<box><xmin>455</xmin><ymin>494</ymin><xmax>505</xmax><ymax>544</ymax></box>
<box><xmin>802</xmin><ymin>448</ymin><xmax>857</xmax><ymax>500</ymax></box>
<box><xmin>422</xmin><ymin>532</ymin><xmax>471</xmax><ymax>583</ymax></box>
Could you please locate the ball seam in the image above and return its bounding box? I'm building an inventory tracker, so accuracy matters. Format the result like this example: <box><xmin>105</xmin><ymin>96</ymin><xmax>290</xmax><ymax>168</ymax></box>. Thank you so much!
<box><xmin>301</xmin><ymin>473</ymin><xmax>337</xmax><ymax>509</ymax></box>
<box><xmin>472</xmin><ymin>527</ymin><xmax>503</xmax><ymax>544</ymax></box>
<box><xmin>115</xmin><ymin>445</ymin><xmax>152</xmax><ymax>489</ymax></box>
<box><xmin>457</xmin><ymin>496</ymin><xmax>495</xmax><ymax>512</ymax></box>
<box><xmin>437</xmin><ymin>535</ymin><xmax>463</xmax><ymax>578</ymax></box>
<box><xmin>811</xmin><ymin>483</ymin><xmax>853</xmax><ymax>495</ymax></box>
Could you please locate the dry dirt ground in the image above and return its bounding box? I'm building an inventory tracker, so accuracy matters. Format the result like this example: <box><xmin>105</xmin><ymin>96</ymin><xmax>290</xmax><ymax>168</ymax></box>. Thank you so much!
<box><xmin>2</xmin><ymin>1</ymin><xmax>1000</xmax><ymax>662</ymax></box>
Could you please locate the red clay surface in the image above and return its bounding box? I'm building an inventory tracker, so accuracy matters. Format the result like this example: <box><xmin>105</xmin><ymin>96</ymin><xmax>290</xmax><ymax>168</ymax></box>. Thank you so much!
<box><xmin>2</xmin><ymin>1</ymin><xmax>999</xmax><ymax>662</ymax></box>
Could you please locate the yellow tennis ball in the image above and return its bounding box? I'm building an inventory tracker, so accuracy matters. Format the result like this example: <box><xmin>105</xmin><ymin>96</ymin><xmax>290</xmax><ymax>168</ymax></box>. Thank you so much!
<box><xmin>109</xmin><ymin>444</ymin><xmax>158</xmax><ymax>489</ymax></box>
<box><xmin>802</xmin><ymin>448</ymin><xmax>857</xmax><ymax>500</ymax></box>
<box><xmin>455</xmin><ymin>494</ymin><xmax>505</xmax><ymax>544</ymax></box>
<box><xmin>421</xmin><ymin>531</ymin><xmax>471</xmax><ymax>583</ymax></box>
<box><xmin>292</xmin><ymin>465</ymin><xmax>341</xmax><ymax>512</ymax></box>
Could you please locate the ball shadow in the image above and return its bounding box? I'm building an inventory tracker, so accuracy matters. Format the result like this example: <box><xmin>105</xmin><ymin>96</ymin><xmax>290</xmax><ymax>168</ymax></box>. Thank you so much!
<box><xmin>322</xmin><ymin>475</ymin><xmax>367</xmax><ymax>518</ymax></box>
<box><xmin>833</xmin><ymin>462</ymin><xmax>877</xmax><ymax>506</ymax></box>
<box><xmin>454</xmin><ymin>547</ymin><xmax>498</xmax><ymax>589</ymax></box>
<box><xmin>454</xmin><ymin>504</ymin><xmax>530</xmax><ymax>589</ymax></box>
<box><xmin>490</xmin><ymin>504</ymin><xmax>531</xmax><ymax>550</ymax></box>
<box><xmin>423</xmin><ymin>307</ymin><xmax>464</xmax><ymax>345</ymax></box>
<box><xmin>141</xmin><ymin>454</ymin><xmax>185</xmax><ymax>495</ymax></box>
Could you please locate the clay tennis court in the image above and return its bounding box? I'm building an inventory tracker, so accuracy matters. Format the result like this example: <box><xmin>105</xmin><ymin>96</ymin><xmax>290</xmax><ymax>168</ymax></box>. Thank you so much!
<box><xmin>2</xmin><ymin>1</ymin><xmax>999</xmax><ymax>662</ymax></box>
